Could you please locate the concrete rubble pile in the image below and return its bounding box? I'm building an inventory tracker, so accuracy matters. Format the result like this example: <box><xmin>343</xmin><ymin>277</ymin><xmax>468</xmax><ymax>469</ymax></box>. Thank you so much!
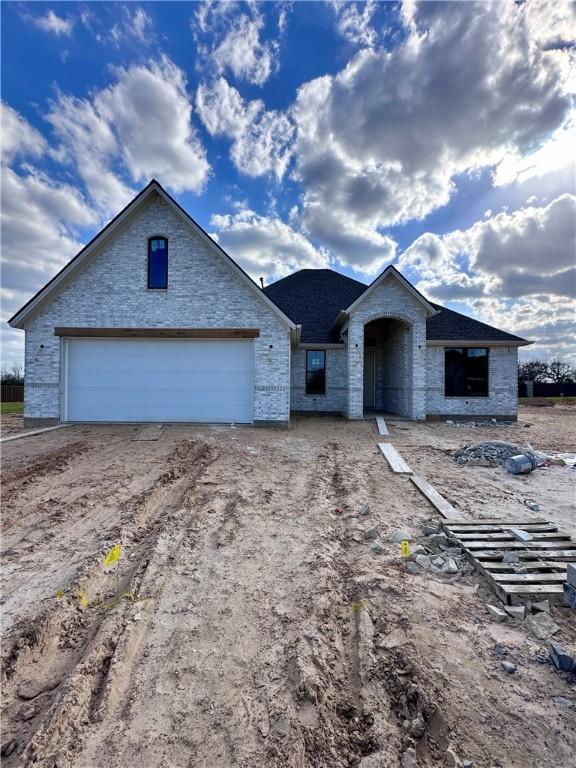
<box><xmin>400</xmin><ymin>524</ymin><xmax>471</xmax><ymax>577</ymax></box>
<box><xmin>453</xmin><ymin>440</ymin><xmax>565</xmax><ymax>468</ymax></box>
<box><xmin>446</xmin><ymin>418</ymin><xmax>512</xmax><ymax>428</ymax></box>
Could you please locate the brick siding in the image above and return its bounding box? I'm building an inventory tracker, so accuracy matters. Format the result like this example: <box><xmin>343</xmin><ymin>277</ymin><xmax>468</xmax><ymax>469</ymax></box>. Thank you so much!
<box><xmin>22</xmin><ymin>193</ymin><xmax>291</xmax><ymax>423</ymax></box>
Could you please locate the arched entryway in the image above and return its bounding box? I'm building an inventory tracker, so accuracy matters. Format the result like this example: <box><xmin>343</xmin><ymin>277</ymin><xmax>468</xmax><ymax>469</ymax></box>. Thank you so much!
<box><xmin>363</xmin><ymin>316</ymin><xmax>413</xmax><ymax>417</ymax></box>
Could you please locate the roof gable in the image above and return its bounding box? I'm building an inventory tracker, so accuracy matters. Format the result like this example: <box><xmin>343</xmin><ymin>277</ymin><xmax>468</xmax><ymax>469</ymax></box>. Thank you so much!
<box><xmin>344</xmin><ymin>265</ymin><xmax>437</xmax><ymax>316</ymax></box>
<box><xmin>9</xmin><ymin>180</ymin><xmax>295</xmax><ymax>331</ymax></box>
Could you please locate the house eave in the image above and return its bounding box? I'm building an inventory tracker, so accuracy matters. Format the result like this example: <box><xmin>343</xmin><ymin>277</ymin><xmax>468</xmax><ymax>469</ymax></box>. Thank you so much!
<box><xmin>426</xmin><ymin>339</ymin><xmax>532</xmax><ymax>347</ymax></box>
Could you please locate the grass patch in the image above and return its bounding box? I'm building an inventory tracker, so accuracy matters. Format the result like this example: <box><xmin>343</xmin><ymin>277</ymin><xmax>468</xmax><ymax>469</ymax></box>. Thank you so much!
<box><xmin>1</xmin><ymin>401</ymin><xmax>24</xmax><ymax>414</ymax></box>
<box><xmin>519</xmin><ymin>397</ymin><xmax>576</xmax><ymax>406</ymax></box>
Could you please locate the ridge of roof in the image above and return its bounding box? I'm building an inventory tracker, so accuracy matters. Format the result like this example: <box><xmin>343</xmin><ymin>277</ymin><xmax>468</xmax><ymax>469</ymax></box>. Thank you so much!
<box><xmin>264</xmin><ymin>268</ymin><xmax>529</xmax><ymax>345</ymax></box>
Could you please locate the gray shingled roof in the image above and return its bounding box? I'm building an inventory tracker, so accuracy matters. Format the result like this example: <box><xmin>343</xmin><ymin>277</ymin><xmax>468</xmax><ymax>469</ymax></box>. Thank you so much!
<box><xmin>263</xmin><ymin>268</ymin><xmax>528</xmax><ymax>344</ymax></box>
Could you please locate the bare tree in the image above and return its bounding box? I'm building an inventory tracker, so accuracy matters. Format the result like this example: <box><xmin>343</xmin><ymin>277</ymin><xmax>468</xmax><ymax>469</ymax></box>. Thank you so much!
<box><xmin>518</xmin><ymin>360</ymin><xmax>549</xmax><ymax>383</ymax></box>
<box><xmin>547</xmin><ymin>359</ymin><xmax>576</xmax><ymax>384</ymax></box>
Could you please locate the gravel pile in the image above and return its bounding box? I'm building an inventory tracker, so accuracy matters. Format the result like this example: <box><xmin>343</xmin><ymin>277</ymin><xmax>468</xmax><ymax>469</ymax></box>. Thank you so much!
<box><xmin>453</xmin><ymin>441</ymin><xmax>539</xmax><ymax>467</ymax></box>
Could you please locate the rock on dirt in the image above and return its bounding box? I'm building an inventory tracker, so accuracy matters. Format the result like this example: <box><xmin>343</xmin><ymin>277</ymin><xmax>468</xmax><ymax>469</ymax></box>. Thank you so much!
<box><xmin>524</xmin><ymin>613</ymin><xmax>562</xmax><ymax>640</ymax></box>
<box><xmin>487</xmin><ymin>605</ymin><xmax>508</xmax><ymax>623</ymax></box>
<box><xmin>549</xmin><ymin>642</ymin><xmax>576</xmax><ymax>673</ymax></box>
<box><xmin>390</xmin><ymin>530</ymin><xmax>412</xmax><ymax>543</ymax></box>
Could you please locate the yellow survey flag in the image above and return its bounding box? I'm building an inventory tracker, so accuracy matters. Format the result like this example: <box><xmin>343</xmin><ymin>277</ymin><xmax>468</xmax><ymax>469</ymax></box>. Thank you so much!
<box><xmin>104</xmin><ymin>543</ymin><xmax>121</xmax><ymax>567</ymax></box>
<box><xmin>400</xmin><ymin>540</ymin><xmax>411</xmax><ymax>557</ymax></box>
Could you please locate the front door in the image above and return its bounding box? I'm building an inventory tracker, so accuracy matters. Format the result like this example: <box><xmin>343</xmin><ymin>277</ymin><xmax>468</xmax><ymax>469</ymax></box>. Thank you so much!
<box><xmin>363</xmin><ymin>351</ymin><xmax>375</xmax><ymax>409</ymax></box>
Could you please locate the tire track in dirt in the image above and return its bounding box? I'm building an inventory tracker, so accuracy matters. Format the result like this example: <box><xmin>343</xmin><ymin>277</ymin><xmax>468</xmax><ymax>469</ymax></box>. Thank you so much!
<box><xmin>1</xmin><ymin>441</ymin><xmax>90</xmax><ymax>520</ymax></box>
<box><xmin>267</xmin><ymin>441</ymin><xmax>395</xmax><ymax>767</ymax></box>
<box><xmin>0</xmin><ymin>439</ymin><xmax>218</xmax><ymax>767</ymax></box>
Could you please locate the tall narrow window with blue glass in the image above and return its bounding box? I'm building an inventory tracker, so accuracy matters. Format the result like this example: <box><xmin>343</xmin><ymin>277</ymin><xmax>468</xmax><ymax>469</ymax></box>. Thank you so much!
<box><xmin>148</xmin><ymin>237</ymin><xmax>168</xmax><ymax>289</ymax></box>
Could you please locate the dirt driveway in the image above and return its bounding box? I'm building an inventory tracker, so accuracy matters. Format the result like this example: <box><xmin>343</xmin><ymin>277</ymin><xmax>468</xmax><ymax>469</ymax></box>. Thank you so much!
<box><xmin>1</xmin><ymin>409</ymin><xmax>575</xmax><ymax>767</ymax></box>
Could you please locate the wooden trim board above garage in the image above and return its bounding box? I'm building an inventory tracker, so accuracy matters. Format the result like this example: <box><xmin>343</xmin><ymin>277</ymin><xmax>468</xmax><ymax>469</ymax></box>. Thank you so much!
<box><xmin>54</xmin><ymin>327</ymin><xmax>260</xmax><ymax>339</ymax></box>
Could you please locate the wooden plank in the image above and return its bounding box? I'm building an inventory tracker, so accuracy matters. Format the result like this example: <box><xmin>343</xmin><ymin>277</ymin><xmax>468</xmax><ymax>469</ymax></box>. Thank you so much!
<box><xmin>0</xmin><ymin>424</ymin><xmax>72</xmax><ymax>444</ymax></box>
<box><xmin>376</xmin><ymin>416</ymin><xmax>389</xmax><ymax>436</ymax></box>
<box><xmin>491</xmin><ymin>573</ymin><xmax>567</xmax><ymax>583</ymax></box>
<box><xmin>498</xmin><ymin>584</ymin><xmax>565</xmax><ymax>596</ymax></box>
<box><xmin>378</xmin><ymin>443</ymin><xmax>413</xmax><ymax>474</ymax></box>
<box><xmin>54</xmin><ymin>327</ymin><xmax>261</xmax><ymax>339</ymax></box>
<box><xmin>455</xmin><ymin>531</ymin><xmax>571</xmax><ymax>541</ymax></box>
<box><xmin>472</xmin><ymin>549</ymin><xmax>576</xmax><ymax>561</ymax></box>
<box><xmin>463</xmin><ymin>541</ymin><xmax>575</xmax><ymax>550</ymax></box>
<box><xmin>410</xmin><ymin>475</ymin><xmax>460</xmax><ymax>519</ymax></box>
<box><xmin>445</xmin><ymin>518</ymin><xmax>549</xmax><ymax>526</ymax></box>
<box><xmin>481</xmin><ymin>561</ymin><xmax>568</xmax><ymax>572</ymax></box>
<box><xmin>446</xmin><ymin>523</ymin><xmax>558</xmax><ymax>534</ymax></box>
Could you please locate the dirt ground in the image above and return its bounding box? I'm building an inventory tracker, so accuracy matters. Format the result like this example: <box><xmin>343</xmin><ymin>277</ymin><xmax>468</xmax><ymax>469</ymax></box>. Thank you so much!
<box><xmin>0</xmin><ymin>413</ymin><xmax>26</xmax><ymax>438</ymax></box>
<box><xmin>1</xmin><ymin>406</ymin><xmax>575</xmax><ymax>768</ymax></box>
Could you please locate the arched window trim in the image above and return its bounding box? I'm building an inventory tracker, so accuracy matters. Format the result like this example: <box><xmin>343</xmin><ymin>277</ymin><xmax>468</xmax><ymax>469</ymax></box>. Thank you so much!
<box><xmin>148</xmin><ymin>236</ymin><xmax>168</xmax><ymax>289</ymax></box>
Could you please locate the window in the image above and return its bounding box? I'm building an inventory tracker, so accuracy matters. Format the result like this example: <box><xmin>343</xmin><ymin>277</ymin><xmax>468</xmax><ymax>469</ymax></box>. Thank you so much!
<box><xmin>148</xmin><ymin>237</ymin><xmax>168</xmax><ymax>289</ymax></box>
<box><xmin>445</xmin><ymin>347</ymin><xmax>488</xmax><ymax>397</ymax></box>
<box><xmin>306</xmin><ymin>350</ymin><xmax>326</xmax><ymax>395</ymax></box>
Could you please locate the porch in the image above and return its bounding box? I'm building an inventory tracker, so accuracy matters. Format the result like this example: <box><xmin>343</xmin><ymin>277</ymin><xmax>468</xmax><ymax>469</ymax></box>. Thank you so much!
<box><xmin>362</xmin><ymin>317</ymin><xmax>413</xmax><ymax>418</ymax></box>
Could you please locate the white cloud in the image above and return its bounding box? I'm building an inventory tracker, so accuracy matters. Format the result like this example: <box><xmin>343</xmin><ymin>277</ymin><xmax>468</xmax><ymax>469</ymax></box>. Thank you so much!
<box><xmin>196</xmin><ymin>77</ymin><xmax>294</xmax><ymax>179</ymax></box>
<box><xmin>1</xmin><ymin>117</ymin><xmax>98</xmax><ymax>364</ymax></box>
<box><xmin>493</xmin><ymin>118</ymin><xmax>576</xmax><ymax>186</ymax></box>
<box><xmin>46</xmin><ymin>57</ymin><xmax>210</xmax><ymax>215</ymax></box>
<box><xmin>131</xmin><ymin>7</ymin><xmax>152</xmax><ymax>41</ymax></box>
<box><xmin>1</xmin><ymin>103</ymin><xmax>47</xmax><ymax>163</ymax></box>
<box><xmin>401</xmin><ymin>195</ymin><xmax>576</xmax><ymax>300</ymax></box>
<box><xmin>192</xmin><ymin>3</ymin><xmax>280</xmax><ymax>85</ymax></box>
<box><xmin>332</xmin><ymin>1</ymin><xmax>377</xmax><ymax>48</ymax></box>
<box><xmin>399</xmin><ymin>195</ymin><xmax>576</xmax><ymax>360</ymax></box>
<box><xmin>80</xmin><ymin>5</ymin><xmax>154</xmax><ymax>46</ymax></box>
<box><xmin>210</xmin><ymin>207</ymin><xmax>329</xmax><ymax>281</ymax></box>
<box><xmin>289</xmin><ymin>1</ymin><xmax>573</xmax><ymax>271</ymax></box>
<box><xmin>30</xmin><ymin>9</ymin><xmax>73</xmax><ymax>36</ymax></box>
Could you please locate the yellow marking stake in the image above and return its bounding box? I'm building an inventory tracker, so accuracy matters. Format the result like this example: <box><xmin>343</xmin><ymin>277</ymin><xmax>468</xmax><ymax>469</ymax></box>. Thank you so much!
<box><xmin>400</xmin><ymin>540</ymin><xmax>411</xmax><ymax>557</ymax></box>
<box><xmin>103</xmin><ymin>543</ymin><xmax>121</xmax><ymax>567</ymax></box>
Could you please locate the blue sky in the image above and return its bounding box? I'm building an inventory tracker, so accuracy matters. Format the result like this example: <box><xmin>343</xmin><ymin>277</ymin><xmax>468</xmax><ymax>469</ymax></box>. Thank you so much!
<box><xmin>1</xmin><ymin>1</ymin><xmax>575</xmax><ymax>368</ymax></box>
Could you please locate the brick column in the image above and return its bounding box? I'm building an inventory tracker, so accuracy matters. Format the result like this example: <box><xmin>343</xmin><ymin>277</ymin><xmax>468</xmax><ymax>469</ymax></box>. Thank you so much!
<box><xmin>411</xmin><ymin>320</ymin><xmax>427</xmax><ymax>420</ymax></box>
<box><xmin>347</xmin><ymin>321</ymin><xmax>364</xmax><ymax>419</ymax></box>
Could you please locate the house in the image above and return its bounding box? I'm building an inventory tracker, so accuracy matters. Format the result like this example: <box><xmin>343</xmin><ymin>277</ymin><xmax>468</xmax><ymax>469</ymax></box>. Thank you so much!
<box><xmin>9</xmin><ymin>180</ymin><xmax>530</xmax><ymax>428</ymax></box>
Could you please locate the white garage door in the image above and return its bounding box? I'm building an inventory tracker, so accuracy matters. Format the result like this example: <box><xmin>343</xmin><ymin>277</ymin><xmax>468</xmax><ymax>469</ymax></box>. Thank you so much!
<box><xmin>65</xmin><ymin>338</ymin><xmax>254</xmax><ymax>423</ymax></box>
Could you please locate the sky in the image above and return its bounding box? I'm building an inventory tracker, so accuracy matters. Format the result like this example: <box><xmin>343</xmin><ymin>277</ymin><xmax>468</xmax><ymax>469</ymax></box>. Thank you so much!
<box><xmin>1</xmin><ymin>0</ymin><xmax>575</xmax><ymax>370</ymax></box>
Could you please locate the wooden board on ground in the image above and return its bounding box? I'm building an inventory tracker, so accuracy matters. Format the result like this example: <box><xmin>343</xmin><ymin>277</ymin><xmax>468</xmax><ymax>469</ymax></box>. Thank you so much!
<box><xmin>455</xmin><ymin>531</ymin><xmax>571</xmax><ymax>541</ymax></box>
<box><xmin>481</xmin><ymin>561</ymin><xmax>567</xmax><ymax>572</ymax></box>
<box><xmin>376</xmin><ymin>416</ymin><xmax>389</xmax><ymax>436</ymax></box>
<box><xmin>378</xmin><ymin>443</ymin><xmax>413</xmax><ymax>474</ymax></box>
<box><xmin>491</xmin><ymin>573</ymin><xmax>567</xmax><ymax>583</ymax></box>
<box><xmin>473</xmin><ymin>549</ymin><xmax>576</xmax><ymax>561</ymax></box>
<box><xmin>410</xmin><ymin>474</ymin><xmax>460</xmax><ymax>520</ymax></box>
<box><xmin>441</xmin><ymin>517</ymin><xmax>575</xmax><ymax>604</ymax></box>
<box><xmin>499</xmin><ymin>584</ymin><xmax>565</xmax><ymax>597</ymax></box>
<box><xmin>446</xmin><ymin>518</ymin><xmax>549</xmax><ymax>526</ymax></box>
<box><xmin>446</xmin><ymin>523</ymin><xmax>558</xmax><ymax>534</ymax></box>
<box><xmin>464</xmin><ymin>540</ymin><xmax>574</xmax><ymax>550</ymax></box>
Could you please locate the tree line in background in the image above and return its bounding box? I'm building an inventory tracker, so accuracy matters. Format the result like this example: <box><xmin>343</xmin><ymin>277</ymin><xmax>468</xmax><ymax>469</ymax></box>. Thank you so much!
<box><xmin>1</xmin><ymin>364</ymin><xmax>24</xmax><ymax>385</ymax></box>
<box><xmin>518</xmin><ymin>359</ymin><xmax>576</xmax><ymax>384</ymax></box>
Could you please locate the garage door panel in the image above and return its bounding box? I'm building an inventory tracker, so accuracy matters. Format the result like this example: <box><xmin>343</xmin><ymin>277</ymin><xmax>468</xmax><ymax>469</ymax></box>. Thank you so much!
<box><xmin>68</xmin><ymin>370</ymin><xmax>254</xmax><ymax>388</ymax></box>
<box><xmin>65</xmin><ymin>338</ymin><xmax>254</xmax><ymax>423</ymax></box>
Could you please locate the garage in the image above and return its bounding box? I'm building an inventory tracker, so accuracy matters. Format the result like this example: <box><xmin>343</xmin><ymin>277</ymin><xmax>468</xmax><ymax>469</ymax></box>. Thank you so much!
<box><xmin>64</xmin><ymin>337</ymin><xmax>254</xmax><ymax>423</ymax></box>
